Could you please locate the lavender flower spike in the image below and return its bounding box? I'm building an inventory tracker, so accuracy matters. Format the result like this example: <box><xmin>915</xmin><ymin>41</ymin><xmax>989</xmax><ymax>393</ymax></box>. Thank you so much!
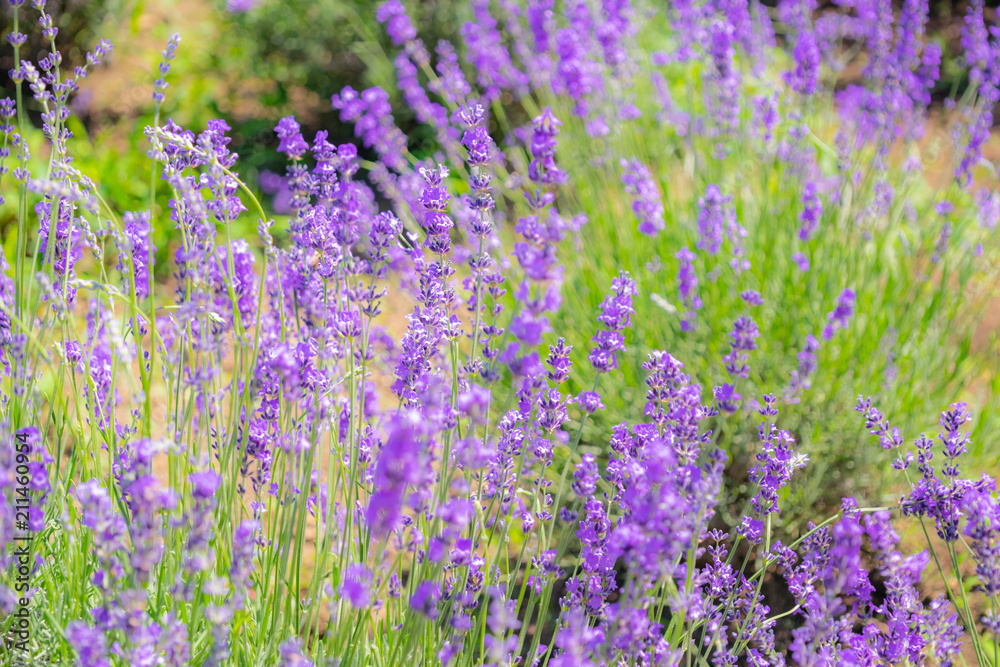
<box><xmin>620</xmin><ymin>158</ymin><xmax>665</xmax><ymax>235</ymax></box>
<box><xmin>822</xmin><ymin>288</ymin><xmax>856</xmax><ymax>340</ymax></box>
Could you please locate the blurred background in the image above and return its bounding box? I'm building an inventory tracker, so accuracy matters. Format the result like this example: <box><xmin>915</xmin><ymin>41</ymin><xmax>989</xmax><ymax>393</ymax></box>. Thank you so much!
<box><xmin>2</xmin><ymin>0</ymin><xmax>997</xmax><ymax>225</ymax></box>
<box><xmin>1</xmin><ymin>0</ymin><xmax>469</xmax><ymax>218</ymax></box>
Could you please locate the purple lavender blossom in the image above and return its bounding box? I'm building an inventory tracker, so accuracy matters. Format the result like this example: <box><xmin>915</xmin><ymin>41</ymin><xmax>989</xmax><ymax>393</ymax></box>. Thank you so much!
<box><xmin>432</xmin><ymin>41</ymin><xmax>472</xmax><ymax>105</ymax></box>
<box><xmin>152</xmin><ymin>34</ymin><xmax>180</xmax><ymax>104</ymax></box>
<box><xmin>961</xmin><ymin>0</ymin><xmax>990</xmax><ymax>81</ymax></box>
<box><xmin>858</xmin><ymin>398</ymin><xmax>992</xmax><ymax>543</ymax></box>
<box><xmin>367</xmin><ymin>412</ymin><xmax>427</xmax><ymax>536</ymax></box>
<box><xmin>740</xmin><ymin>290</ymin><xmax>763</xmax><ymax>307</ymax></box>
<box><xmin>340</xmin><ymin>564</ymin><xmax>374</xmax><ymax>608</ymax></box>
<box><xmin>786</xmin><ymin>334</ymin><xmax>820</xmax><ymax>401</ymax></box>
<box><xmin>552</xmin><ymin>7</ymin><xmax>603</xmax><ymax>118</ymax></box>
<box><xmin>275</xmin><ymin>116</ymin><xmax>309</xmax><ymax>160</ymax></box>
<box><xmin>577</xmin><ymin>391</ymin><xmax>604</xmax><ymax>414</ymax></box>
<box><xmin>620</xmin><ymin>158</ymin><xmax>664</xmax><ymax>235</ymax></box>
<box><xmin>572</xmin><ymin>453</ymin><xmax>600</xmax><ymax>497</ymax></box>
<box><xmin>410</xmin><ymin>580</ymin><xmax>442</xmax><ymax>619</ymax></box>
<box><xmin>507</xmin><ymin>108</ymin><xmax>577</xmax><ymax>369</ymax></box>
<box><xmin>118</xmin><ymin>211</ymin><xmax>155</xmax><ymax>299</ymax></box>
<box><xmin>461</xmin><ymin>0</ymin><xmax>530</xmax><ymax>101</ymax></box>
<box><xmin>228</xmin><ymin>519</ymin><xmax>259</xmax><ymax>611</ymax></box>
<box><xmin>527</xmin><ymin>108</ymin><xmax>568</xmax><ymax>186</ymax></box>
<box><xmin>705</xmin><ymin>19</ymin><xmax>740</xmax><ymax>136</ymax></box>
<box><xmin>822</xmin><ymin>288</ymin><xmax>856</xmax><ymax>340</ymax></box>
<box><xmin>36</xmin><ymin>198</ymin><xmax>84</xmax><ymax>305</ymax></box>
<box><xmin>714</xmin><ymin>383</ymin><xmax>741</xmax><ymax>414</ymax></box>
<box><xmin>546</xmin><ymin>338</ymin><xmax>573</xmax><ymax>384</ymax></box>
<box><xmin>722</xmin><ymin>315</ymin><xmax>759</xmax><ymax>379</ymax></box>
<box><xmin>460</xmin><ymin>105</ymin><xmax>496</xmax><ymax>170</ymax></box>
<box><xmin>278</xmin><ymin>638</ymin><xmax>315</xmax><ymax>667</ymax></box>
<box><xmin>588</xmin><ymin>271</ymin><xmax>637</xmax><ymax>373</ymax></box>
<box><xmin>752</xmin><ymin>93</ymin><xmax>780</xmax><ymax>143</ymax></box>
<box><xmin>418</xmin><ymin>163</ymin><xmax>454</xmax><ymax>253</ymax></box>
<box><xmin>66</xmin><ymin>622</ymin><xmax>111</xmax><ymax>667</ymax></box>
<box><xmin>975</xmin><ymin>189</ymin><xmax>1000</xmax><ymax>232</ymax></box>
<box><xmin>798</xmin><ymin>180</ymin><xmax>822</xmax><ymax>241</ymax></box>
<box><xmin>227</xmin><ymin>0</ymin><xmax>257</xmax><ymax>12</ymax></box>
<box><xmin>376</xmin><ymin>0</ymin><xmax>417</xmax><ymax>46</ymax></box>
<box><xmin>696</xmin><ymin>185</ymin><xmax>732</xmax><ymax>255</ymax></box>
<box><xmin>12</xmin><ymin>5</ymin><xmax>1000</xmax><ymax>664</ymax></box>
<box><xmin>331</xmin><ymin>87</ymin><xmax>409</xmax><ymax>174</ymax></box>
<box><xmin>394</xmin><ymin>52</ymin><xmax>460</xmax><ymax>160</ymax></box>
<box><xmin>783</xmin><ymin>0</ymin><xmax>821</xmax><ymax>97</ymax></box>
<box><xmin>792</xmin><ymin>251</ymin><xmax>810</xmax><ymax>272</ymax></box>
<box><xmin>749</xmin><ymin>399</ymin><xmax>808</xmax><ymax>515</ymax></box>
<box><xmin>675</xmin><ymin>247</ymin><xmax>702</xmax><ymax>331</ymax></box>
<box><xmin>962</xmin><ymin>489</ymin><xmax>1000</xmax><ymax>598</ymax></box>
<box><xmin>932</xmin><ymin>220</ymin><xmax>951</xmax><ymax>265</ymax></box>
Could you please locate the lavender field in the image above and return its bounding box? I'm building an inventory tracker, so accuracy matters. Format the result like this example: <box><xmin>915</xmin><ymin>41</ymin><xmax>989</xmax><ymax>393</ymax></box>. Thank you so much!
<box><xmin>1</xmin><ymin>0</ymin><xmax>999</xmax><ymax>665</ymax></box>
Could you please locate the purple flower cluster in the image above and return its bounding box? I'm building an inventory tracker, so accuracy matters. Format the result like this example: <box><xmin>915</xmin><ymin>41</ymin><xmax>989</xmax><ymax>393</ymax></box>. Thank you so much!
<box><xmin>588</xmin><ymin>271</ymin><xmax>636</xmax><ymax>374</ymax></box>
<box><xmin>798</xmin><ymin>180</ymin><xmax>822</xmax><ymax>242</ymax></box>
<box><xmin>705</xmin><ymin>19</ymin><xmax>741</xmax><ymax>140</ymax></box>
<box><xmin>675</xmin><ymin>247</ymin><xmax>702</xmax><ymax>332</ymax></box>
<box><xmin>722</xmin><ymin>315</ymin><xmax>759</xmax><ymax>380</ymax></box>
<box><xmin>786</xmin><ymin>334</ymin><xmax>820</xmax><ymax>400</ymax></box>
<box><xmin>507</xmin><ymin>108</ymin><xmax>581</xmax><ymax>365</ymax></box>
<box><xmin>117</xmin><ymin>211</ymin><xmax>155</xmax><ymax>300</ymax></box>
<box><xmin>461</xmin><ymin>0</ymin><xmax>530</xmax><ymax>102</ymax></box>
<box><xmin>153</xmin><ymin>33</ymin><xmax>181</xmax><ymax>105</ymax></box>
<box><xmin>822</xmin><ymin>288</ymin><xmax>856</xmax><ymax>340</ymax></box>
<box><xmin>696</xmin><ymin>184</ymin><xmax>733</xmax><ymax>256</ymax></box>
<box><xmin>831</xmin><ymin>0</ymin><xmax>941</xmax><ymax>166</ymax></box>
<box><xmin>376</xmin><ymin>0</ymin><xmax>416</xmax><ymax>46</ymax></box>
<box><xmin>620</xmin><ymin>158</ymin><xmax>664</xmax><ymax>236</ymax></box>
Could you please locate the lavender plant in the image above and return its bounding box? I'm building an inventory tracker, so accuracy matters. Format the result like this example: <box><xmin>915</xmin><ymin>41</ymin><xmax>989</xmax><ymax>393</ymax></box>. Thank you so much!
<box><xmin>262</xmin><ymin>0</ymin><xmax>1000</xmax><ymax>522</ymax></box>
<box><xmin>528</xmin><ymin>0</ymin><xmax>1000</xmax><ymax>518</ymax></box>
<box><xmin>0</xmin><ymin>0</ymin><xmax>999</xmax><ymax>665</ymax></box>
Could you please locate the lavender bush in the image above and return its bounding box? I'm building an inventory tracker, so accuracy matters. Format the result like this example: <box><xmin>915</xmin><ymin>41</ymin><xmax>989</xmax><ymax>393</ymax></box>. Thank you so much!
<box><xmin>248</xmin><ymin>0</ymin><xmax>1000</xmax><ymax>516</ymax></box>
<box><xmin>0</xmin><ymin>0</ymin><xmax>999</xmax><ymax>665</ymax></box>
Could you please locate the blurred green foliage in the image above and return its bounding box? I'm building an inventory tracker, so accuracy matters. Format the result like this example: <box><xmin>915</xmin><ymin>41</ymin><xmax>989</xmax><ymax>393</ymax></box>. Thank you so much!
<box><xmin>219</xmin><ymin>0</ymin><xmax>471</xmax><ymax>174</ymax></box>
